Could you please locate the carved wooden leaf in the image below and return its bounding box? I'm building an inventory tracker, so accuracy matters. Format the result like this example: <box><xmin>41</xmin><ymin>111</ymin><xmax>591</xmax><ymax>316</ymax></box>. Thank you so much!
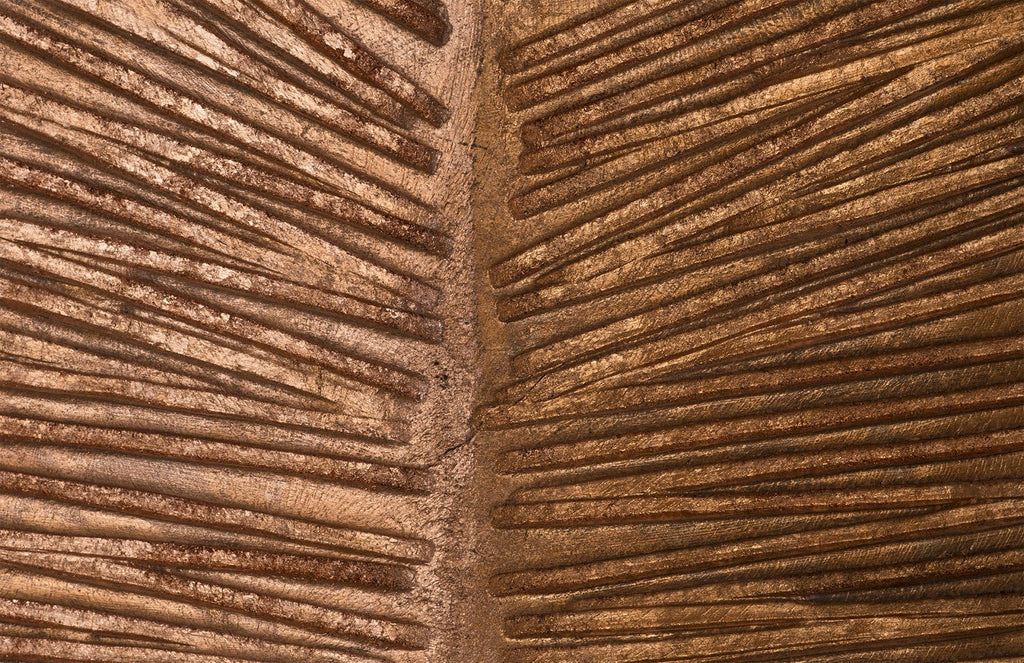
<box><xmin>0</xmin><ymin>0</ymin><xmax>1022</xmax><ymax>660</ymax></box>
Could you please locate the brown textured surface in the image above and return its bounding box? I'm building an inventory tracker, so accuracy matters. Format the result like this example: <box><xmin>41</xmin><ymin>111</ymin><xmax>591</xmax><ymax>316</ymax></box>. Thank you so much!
<box><xmin>0</xmin><ymin>0</ymin><xmax>1022</xmax><ymax>661</ymax></box>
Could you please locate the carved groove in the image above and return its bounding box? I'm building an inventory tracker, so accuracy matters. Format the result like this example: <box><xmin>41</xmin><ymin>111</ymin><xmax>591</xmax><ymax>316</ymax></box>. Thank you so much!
<box><xmin>0</xmin><ymin>0</ymin><xmax>462</xmax><ymax>660</ymax></box>
<box><xmin>481</xmin><ymin>0</ymin><xmax>1024</xmax><ymax>660</ymax></box>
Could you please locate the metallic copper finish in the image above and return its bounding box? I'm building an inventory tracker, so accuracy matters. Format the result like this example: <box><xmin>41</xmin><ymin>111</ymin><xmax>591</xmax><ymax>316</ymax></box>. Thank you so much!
<box><xmin>0</xmin><ymin>0</ymin><xmax>1021</xmax><ymax>660</ymax></box>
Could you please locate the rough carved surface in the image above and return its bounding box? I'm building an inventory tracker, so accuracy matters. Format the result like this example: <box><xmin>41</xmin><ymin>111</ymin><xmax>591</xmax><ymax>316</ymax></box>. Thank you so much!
<box><xmin>0</xmin><ymin>0</ymin><xmax>479</xmax><ymax>660</ymax></box>
<box><xmin>0</xmin><ymin>0</ymin><xmax>1023</xmax><ymax>661</ymax></box>
<box><xmin>475</xmin><ymin>0</ymin><xmax>1024</xmax><ymax>660</ymax></box>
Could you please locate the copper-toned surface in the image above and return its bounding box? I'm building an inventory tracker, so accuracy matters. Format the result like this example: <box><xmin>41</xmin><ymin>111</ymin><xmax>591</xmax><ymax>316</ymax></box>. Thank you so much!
<box><xmin>0</xmin><ymin>0</ymin><xmax>1022</xmax><ymax>660</ymax></box>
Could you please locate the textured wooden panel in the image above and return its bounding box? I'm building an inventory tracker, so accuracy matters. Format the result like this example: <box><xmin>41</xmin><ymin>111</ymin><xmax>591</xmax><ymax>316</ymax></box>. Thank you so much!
<box><xmin>1</xmin><ymin>0</ymin><xmax>1023</xmax><ymax>660</ymax></box>
<box><xmin>474</xmin><ymin>0</ymin><xmax>1024</xmax><ymax>660</ymax></box>
<box><xmin>0</xmin><ymin>0</ymin><xmax>480</xmax><ymax>660</ymax></box>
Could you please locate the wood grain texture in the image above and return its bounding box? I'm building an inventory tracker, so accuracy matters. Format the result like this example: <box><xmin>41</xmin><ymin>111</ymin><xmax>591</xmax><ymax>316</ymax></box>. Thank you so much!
<box><xmin>0</xmin><ymin>0</ymin><xmax>482</xmax><ymax>660</ymax></box>
<box><xmin>2</xmin><ymin>0</ymin><xmax>1023</xmax><ymax>660</ymax></box>
<box><xmin>475</xmin><ymin>0</ymin><xmax>1024</xmax><ymax>660</ymax></box>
